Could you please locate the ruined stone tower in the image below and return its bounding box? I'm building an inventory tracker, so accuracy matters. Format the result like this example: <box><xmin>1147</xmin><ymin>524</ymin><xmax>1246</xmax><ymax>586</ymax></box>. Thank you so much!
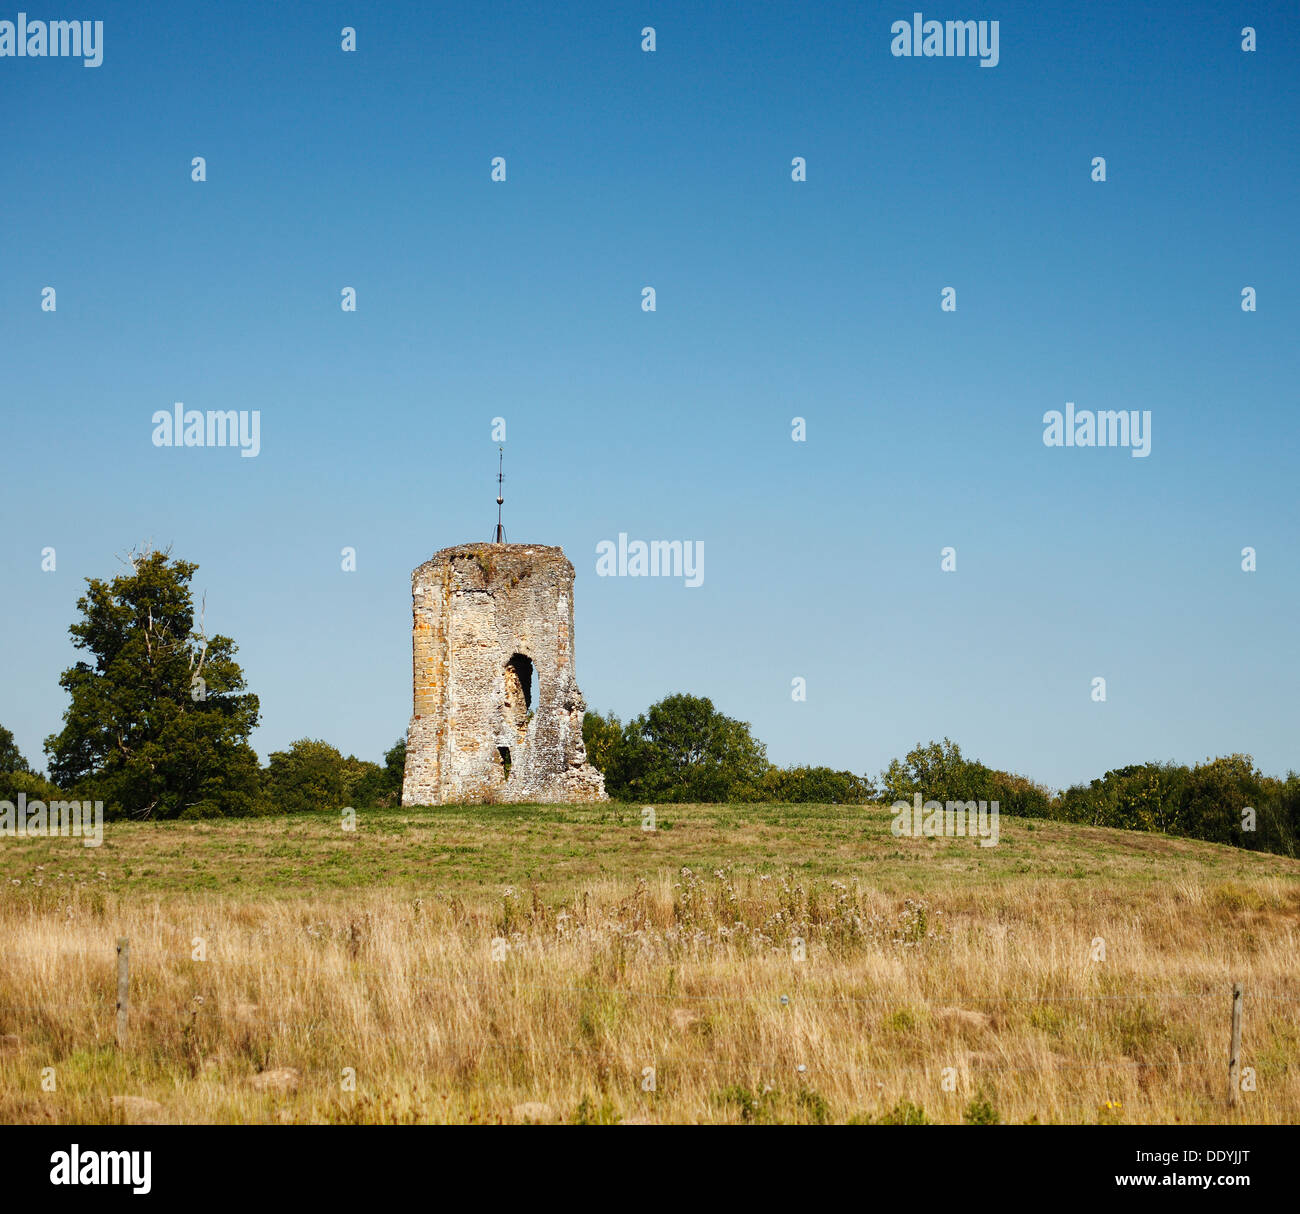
<box><xmin>401</xmin><ymin>543</ymin><xmax>607</xmax><ymax>805</ymax></box>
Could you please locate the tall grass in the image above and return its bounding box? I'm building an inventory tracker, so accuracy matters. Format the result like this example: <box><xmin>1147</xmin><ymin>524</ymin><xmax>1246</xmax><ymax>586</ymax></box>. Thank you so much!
<box><xmin>2</xmin><ymin>867</ymin><xmax>1297</xmax><ymax>1123</ymax></box>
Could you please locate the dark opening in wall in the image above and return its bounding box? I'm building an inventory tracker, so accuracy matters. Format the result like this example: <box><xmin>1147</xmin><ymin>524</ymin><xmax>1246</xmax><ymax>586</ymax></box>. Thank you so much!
<box><xmin>498</xmin><ymin>746</ymin><xmax>511</xmax><ymax>778</ymax></box>
<box><xmin>503</xmin><ymin>653</ymin><xmax>535</xmax><ymax>752</ymax></box>
<box><xmin>506</xmin><ymin>653</ymin><xmax>535</xmax><ymax>711</ymax></box>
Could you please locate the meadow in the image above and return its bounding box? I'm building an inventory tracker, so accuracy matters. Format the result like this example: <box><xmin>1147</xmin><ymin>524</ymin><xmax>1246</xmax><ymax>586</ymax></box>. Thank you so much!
<box><xmin>2</xmin><ymin>802</ymin><xmax>1298</xmax><ymax>1124</ymax></box>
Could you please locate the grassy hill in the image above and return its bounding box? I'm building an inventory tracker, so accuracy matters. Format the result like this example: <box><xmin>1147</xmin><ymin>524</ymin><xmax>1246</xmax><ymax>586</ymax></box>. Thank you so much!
<box><xmin>2</xmin><ymin>803</ymin><xmax>1297</xmax><ymax>1124</ymax></box>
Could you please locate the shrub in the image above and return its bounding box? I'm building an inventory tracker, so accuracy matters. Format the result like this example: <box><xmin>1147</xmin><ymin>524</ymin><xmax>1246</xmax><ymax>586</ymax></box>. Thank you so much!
<box><xmin>963</xmin><ymin>1092</ymin><xmax>1000</xmax><ymax>1124</ymax></box>
<box><xmin>262</xmin><ymin>739</ymin><xmax>352</xmax><ymax>814</ymax></box>
<box><xmin>759</xmin><ymin>765</ymin><xmax>875</xmax><ymax>803</ymax></box>
<box><xmin>0</xmin><ymin>769</ymin><xmax>66</xmax><ymax>804</ymax></box>
<box><xmin>871</xmin><ymin>1099</ymin><xmax>930</xmax><ymax>1125</ymax></box>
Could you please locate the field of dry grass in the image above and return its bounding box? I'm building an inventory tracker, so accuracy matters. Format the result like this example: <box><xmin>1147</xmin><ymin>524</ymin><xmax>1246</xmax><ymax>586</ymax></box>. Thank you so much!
<box><xmin>2</xmin><ymin>803</ymin><xmax>1298</xmax><ymax>1124</ymax></box>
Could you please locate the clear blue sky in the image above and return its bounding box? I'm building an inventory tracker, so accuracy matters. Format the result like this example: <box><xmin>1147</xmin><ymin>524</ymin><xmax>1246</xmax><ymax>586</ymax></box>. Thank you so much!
<box><xmin>2</xmin><ymin>1</ymin><xmax>1296</xmax><ymax>792</ymax></box>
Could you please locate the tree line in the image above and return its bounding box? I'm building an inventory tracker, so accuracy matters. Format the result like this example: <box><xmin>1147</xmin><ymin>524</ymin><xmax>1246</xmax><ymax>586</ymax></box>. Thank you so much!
<box><xmin>585</xmin><ymin>707</ymin><xmax>1297</xmax><ymax>856</ymax></box>
<box><xmin>1</xmin><ymin>549</ymin><xmax>1294</xmax><ymax>859</ymax></box>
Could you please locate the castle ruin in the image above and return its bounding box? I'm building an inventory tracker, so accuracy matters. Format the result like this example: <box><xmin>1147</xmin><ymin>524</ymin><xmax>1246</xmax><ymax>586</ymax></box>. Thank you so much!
<box><xmin>401</xmin><ymin>542</ymin><xmax>608</xmax><ymax>805</ymax></box>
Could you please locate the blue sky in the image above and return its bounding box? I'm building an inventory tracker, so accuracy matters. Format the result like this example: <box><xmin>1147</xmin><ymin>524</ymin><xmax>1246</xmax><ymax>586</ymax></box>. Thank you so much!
<box><xmin>2</xmin><ymin>1</ymin><xmax>1296</xmax><ymax>791</ymax></box>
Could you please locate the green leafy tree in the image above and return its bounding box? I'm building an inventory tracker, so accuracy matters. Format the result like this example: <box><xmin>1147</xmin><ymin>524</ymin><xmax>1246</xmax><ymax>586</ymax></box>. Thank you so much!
<box><xmin>0</xmin><ymin>723</ymin><xmax>32</xmax><ymax>774</ymax></box>
<box><xmin>879</xmin><ymin>739</ymin><xmax>1054</xmax><ymax>817</ymax></box>
<box><xmin>582</xmin><ymin>711</ymin><xmax>623</xmax><ymax>774</ymax></box>
<box><xmin>879</xmin><ymin>738</ymin><xmax>994</xmax><ymax>805</ymax></box>
<box><xmin>605</xmin><ymin>694</ymin><xmax>768</xmax><ymax>802</ymax></box>
<box><xmin>1060</xmin><ymin>762</ymin><xmax>1185</xmax><ymax>833</ymax></box>
<box><xmin>1176</xmin><ymin>755</ymin><xmax>1261</xmax><ymax>844</ymax></box>
<box><xmin>984</xmin><ymin>769</ymin><xmax>1056</xmax><ymax>817</ymax></box>
<box><xmin>1</xmin><ymin>769</ymin><xmax>65</xmax><ymax>803</ymax></box>
<box><xmin>344</xmin><ymin>737</ymin><xmax>406</xmax><ymax>808</ymax></box>
<box><xmin>262</xmin><ymin>739</ymin><xmax>351</xmax><ymax>814</ymax></box>
<box><xmin>45</xmin><ymin>548</ymin><xmax>261</xmax><ymax>818</ymax></box>
<box><xmin>384</xmin><ymin>736</ymin><xmax>407</xmax><ymax>790</ymax></box>
<box><xmin>1055</xmin><ymin>756</ymin><xmax>1294</xmax><ymax>854</ymax></box>
<box><xmin>1258</xmin><ymin>773</ymin><xmax>1300</xmax><ymax>858</ymax></box>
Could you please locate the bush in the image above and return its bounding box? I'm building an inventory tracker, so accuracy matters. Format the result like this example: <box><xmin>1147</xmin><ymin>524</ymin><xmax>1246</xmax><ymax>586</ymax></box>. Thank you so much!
<box><xmin>581</xmin><ymin>711</ymin><xmax>622</xmax><ymax>775</ymax></box>
<box><xmin>260</xmin><ymin>738</ymin><xmax>404</xmax><ymax>814</ymax></box>
<box><xmin>758</xmin><ymin>765</ymin><xmax>875</xmax><ymax>804</ymax></box>
<box><xmin>879</xmin><ymin>739</ymin><xmax>1051</xmax><ymax>818</ymax></box>
<box><xmin>261</xmin><ymin>739</ymin><xmax>350</xmax><ymax>814</ymax></box>
<box><xmin>963</xmin><ymin>1093</ymin><xmax>1000</xmax><ymax>1124</ymax></box>
<box><xmin>714</xmin><ymin>1084</ymin><xmax>780</xmax><ymax>1123</ymax></box>
<box><xmin>1056</xmin><ymin>755</ymin><xmax>1295</xmax><ymax>856</ymax></box>
<box><xmin>177</xmin><ymin>799</ymin><xmax>226</xmax><ymax>820</ymax></box>
<box><xmin>870</xmin><ymin>1099</ymin><xmax>930</xmax><ymax>1125</ymax></box>
<box><xmin>0</xmin><ymin>769</ymin><xmax>66</xmax><ymax>804</ymax></box>
<box><xmin>879</xmin><ymin>738</ymin><xmax>994</xmax><ymax>806</ymax></box>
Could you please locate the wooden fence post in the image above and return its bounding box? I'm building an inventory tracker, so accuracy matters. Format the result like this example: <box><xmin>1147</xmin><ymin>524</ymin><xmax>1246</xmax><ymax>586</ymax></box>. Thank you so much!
<box><xmin>1228</xmin><ymin>982</ymin><xmax>1243</xmax><ymax>1106</ymax></box>
<box><xmin>115</xmin><ymin>937</ymin><xmax>129</xmax><ymax>1049</ymax></box>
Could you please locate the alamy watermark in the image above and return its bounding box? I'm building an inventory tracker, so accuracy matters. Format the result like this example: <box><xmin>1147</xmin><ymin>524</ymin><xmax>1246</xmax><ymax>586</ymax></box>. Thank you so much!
<box><xmin>891</xmin><ymin>792</ymin><xmax>1000</xmax><ymax>847</ymax></box>
<box><xmin>596</xmin><ymin>533</ymin><xmax>704</xmax><ymax>588</ymax></box>
<box><xmin>152</xmin><ymin>403</ymin><xmax>261</xmax><ymax>458</ymax></box>
<box><xmin>1</xmin><ymin>792</ymin><xmax>103</xmax><ymax>847</ymax></box>
<box><xmin>0</xmin><ymin>14</ymin><xmax>103</xmax><ymax>65</ymax></box>
<box><xmin>1043</xmin><ymin>403</ymin><xmax>1151</xmax><ymax>458</ymax></box>
<box><xmin>890</xmin><ymin>14</ymin><xmax>999</xmax><ymax>67</ymax></box>
<box><xmin>50</xmin><ymin>1145</ymin><xmax>150</xmax><ymax>1194</ymax></box>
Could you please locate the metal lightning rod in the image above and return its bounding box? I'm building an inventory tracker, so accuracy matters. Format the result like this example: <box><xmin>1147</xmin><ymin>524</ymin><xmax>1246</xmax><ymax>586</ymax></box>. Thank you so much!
<box><xmin>493</xmin><ymin>446</ymin><xmax>506</xmax><ymax>543</ymax></box>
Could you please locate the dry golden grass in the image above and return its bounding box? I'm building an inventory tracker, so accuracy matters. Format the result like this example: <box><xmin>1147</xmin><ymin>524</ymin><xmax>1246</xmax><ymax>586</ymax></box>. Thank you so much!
<box><xmin>1</xmin><ymin>805</ymin><xmax>1298</xmax><ymax>1124</ymax></box>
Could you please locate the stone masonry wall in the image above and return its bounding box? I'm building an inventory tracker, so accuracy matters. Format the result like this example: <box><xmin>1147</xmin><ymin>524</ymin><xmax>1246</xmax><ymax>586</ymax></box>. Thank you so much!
<box><xmin>401</xmin><ymin>543</ymin><xmax>608</xmax><ymax>805</ymax></box>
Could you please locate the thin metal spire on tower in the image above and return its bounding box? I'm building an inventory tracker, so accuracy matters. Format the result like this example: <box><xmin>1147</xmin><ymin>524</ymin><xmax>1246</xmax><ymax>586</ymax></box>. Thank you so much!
<box><xmin>493</xmin><ymin>446</ymin><xmax>506</xmax><ymax>543</ymax></box>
